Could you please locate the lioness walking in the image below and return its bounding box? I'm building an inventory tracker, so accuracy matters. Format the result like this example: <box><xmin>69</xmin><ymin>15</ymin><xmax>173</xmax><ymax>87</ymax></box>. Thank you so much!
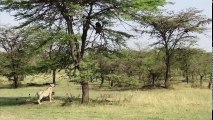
<box><xmin>37</xmin><ymin>84</ymin><xmax>55</xmax><ymax>104</ymax></box>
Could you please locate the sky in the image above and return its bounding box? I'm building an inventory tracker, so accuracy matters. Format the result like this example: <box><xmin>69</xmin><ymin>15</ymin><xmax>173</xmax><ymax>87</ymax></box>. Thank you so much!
<box><xmin>0</xmin><ymin>0</ymin><xmax>212</xmax><ymax>52</ymax></box>
<box><xmin>127</xmin><ymin>0</ymin><xmax>212</xmax><ymax>52</ymax></box>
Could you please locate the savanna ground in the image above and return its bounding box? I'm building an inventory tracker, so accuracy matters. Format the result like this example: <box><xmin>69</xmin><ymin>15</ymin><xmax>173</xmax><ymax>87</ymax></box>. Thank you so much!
<box><xmin>0</xmin><ymin>74</ymin><xmax>212</xmax><ymax>120</ymax></box>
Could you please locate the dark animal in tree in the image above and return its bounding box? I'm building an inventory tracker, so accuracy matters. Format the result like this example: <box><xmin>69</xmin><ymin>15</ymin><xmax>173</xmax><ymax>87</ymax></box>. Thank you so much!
<box><xmin>95</xmin><ymin>22</ymin><xmax>102</xmax><ymax>34</ymax></box>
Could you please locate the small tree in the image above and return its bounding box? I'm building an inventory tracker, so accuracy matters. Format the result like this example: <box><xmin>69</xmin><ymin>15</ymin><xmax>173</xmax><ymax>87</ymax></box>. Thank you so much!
<box><xmin>195</xmin><ymin>52</ymin><xmax>211</xmax><ymax>88</ymax></box>
<box><xmin>26</xmin><ymin>28</ymin><xmax>74</xmax><ymax>84</ymax></box>
<box><xmin>0</xmin><ymin>26</ymin><xmax>30</xmax><ymax>88</ymax></box>
<box><xmin>145</xmin><ymin>49</ymin><xmax>164</xmax><ymax>87</ymax></box>
<box><xmin>175</xmin><ymin>48</ymin><xmax>199</xmax><ymax>84</ymax></box>
<box><xmin>135</xmin><ymin>9</ymin><xmax>212</xmax><ymax>88</ymax></box>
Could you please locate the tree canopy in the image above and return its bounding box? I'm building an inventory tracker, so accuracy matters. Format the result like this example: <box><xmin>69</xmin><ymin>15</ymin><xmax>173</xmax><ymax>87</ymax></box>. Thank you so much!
<box><xmin>133</xmin><ymin>8</ymin><xmax>212</xmax><ymax>88</ymax></box>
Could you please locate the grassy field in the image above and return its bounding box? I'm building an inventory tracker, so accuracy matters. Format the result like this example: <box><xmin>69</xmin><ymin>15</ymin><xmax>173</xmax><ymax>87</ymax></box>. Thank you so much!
<box><xmin>0</xmin><ymin>75</ymin><xmax>212</xmax><ymax>120</ymax></box>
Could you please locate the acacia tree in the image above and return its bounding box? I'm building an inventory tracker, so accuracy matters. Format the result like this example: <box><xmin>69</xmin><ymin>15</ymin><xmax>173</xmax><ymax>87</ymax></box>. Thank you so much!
<box><xmin>135</xmin><ymin>9</ymin><xmax>212</xmax><ymax>88</ymax></box>
<box><xmin>26</xmin><ymin>28</ymin><xmax>74</xmax><ymax>84</ymax></box>
<box><xmin>0</xmin><ymin>0</ymin><xmax>166</xmax><ymax>103</ymax></box>
<box><xmin>0</xmin><ymin>26</ymin><xmax>30</xmax><ymax>88</ymax></box>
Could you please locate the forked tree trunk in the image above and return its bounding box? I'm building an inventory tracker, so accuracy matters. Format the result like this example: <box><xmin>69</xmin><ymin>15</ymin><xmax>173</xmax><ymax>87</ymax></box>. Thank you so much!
<box><xmin>81</xmin><ymin>81</ymin><xmax>89</xmax><ymax>104</ymax></box>
<box><xmin>64</xmin><ymin>7</ymin><xmax>91</xmax><ymax>104</ymax></box>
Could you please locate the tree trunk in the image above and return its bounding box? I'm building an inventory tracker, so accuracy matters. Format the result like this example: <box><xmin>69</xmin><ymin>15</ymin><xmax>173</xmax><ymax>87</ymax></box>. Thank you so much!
<box><xmin>208</xmin><ymin>75</ymin><xmax>212</xmax><ymax>89</ymax></box>
<box><xmin>186</xmin><ymin>76</ymin><xmax>189</xmax><ymax>84</ymax></box>
<box><xmin>14</xmin><ymin>75</ymin><xmax>18</xmax><ymax>88</ymax></box>
<box><xmin>200</xmin><ymin>75</ymin><xmax>204</xmax><ymax>88</ymax></box>
<box><xmin>152</xmin><ymin>74</ymin><xmax>155</xmax><ymax>86</ymax></box>
<box><xmin>185</xmin><ymin>69</ymin><xmax>189</xmax><ymax>84</ymax></box>
<box><xmin>81</xmin><ymin>81</ymin><xmax>89</xmax><ymax>104</ymax></box>
<box><xmin>165</xmin><ymin>50</ymin><xmax>171</xmax><ymax>89</ymax></box>
<box><xmin>52</xmin><ymin>69</ymin><xmax>56</xmax><ymax>84</ymax></box>
<box><xmin>99</xmin><ymin>74</ymin><xmax>104</xmax><ymax>88</ymax></box>
<box><xmin>110</xmin><ymin>80</ymin><xmax>114</xmax><ymax>87</ymax></box>
<box><xmin>208</xmin><ymin>81</ymin><xmax>211</xmax><ymax>89</ymax></box>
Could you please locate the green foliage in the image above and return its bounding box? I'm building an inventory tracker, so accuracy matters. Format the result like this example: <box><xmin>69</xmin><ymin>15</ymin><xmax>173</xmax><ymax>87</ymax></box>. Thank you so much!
<box><xmin>106</xmin><ymin>74</ymin><xmax>139</xmax><ymax>87</ymax></box>
<box><xmin>0</xmin><ymin>26</ymin><xmax>32</xmax><ymax>82</ymax></box>
<box><xmin>0</xmin><ymin>0</ymin><xmax>167</xmax><ymax>28</ymax></box>
<box><xmin>123</xmin><ymin>0</ymin><xmax>166</xmax><ymax>12</ymax></box>
<box><xmin>23</xmin><ymin>27</ymin><xmax>76</xmax><ymax>74</ymax></box>
<box><xmin>79</xmin><ymin>61</ymin><xmax>97</xmax><ymax>82</ymax></box>
<box><xmin>68</xmin><ymin>55</ymin><xmax>99</xmax><ymax>83</ymax></box>
<box><xmin>174</xmin><ymin>48</ymin><xmax>211</xmax><ymax>82</ymax></box>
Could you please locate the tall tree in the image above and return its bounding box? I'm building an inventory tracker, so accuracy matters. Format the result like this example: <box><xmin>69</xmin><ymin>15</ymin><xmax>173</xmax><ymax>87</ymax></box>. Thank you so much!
<box><xmin>135</xmin><ymin>9</ymin><xmax>212</xmax><ymax>88</ymax></box>
<box><xmin>0</xmin><ymin>0</ymin><xmax>166</xmax><ymax>103</ymax></box>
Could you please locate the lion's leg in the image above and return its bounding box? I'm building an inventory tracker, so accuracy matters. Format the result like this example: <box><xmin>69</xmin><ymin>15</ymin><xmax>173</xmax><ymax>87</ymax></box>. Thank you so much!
<box><xmin>49</xmin><ymin>93</ymin><xmax>52</xmax><ymax>102</ymax></box>
<box><xmin>38</xmin><ymin>99</ymin><xmax>41</xmax><ymax>104</ymax></box>
<box><xmin>38</xmin><ymin>96</ymin><xmax>43</xmax><ymax>104</ymax></box>
<box><xmin>51</xmin><ymin>91</ymin><xmax>55</xmax><ymax>100</ymax></box>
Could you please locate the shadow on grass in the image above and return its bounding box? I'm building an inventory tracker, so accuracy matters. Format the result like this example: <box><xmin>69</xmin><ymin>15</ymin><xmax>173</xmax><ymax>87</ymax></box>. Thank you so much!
<box><xmin>0</xmin><ymin>83</ymin><xmax>57</xmax><ymax>89</ymax></box>
<box><xmin>0</xmin><ymin>95</ymin><xmax>69</xmax><ymax>107</ymax></box>
<box><xmin>74</xmin><ymin>84</ymin><xmax>143</xmax><ymax>92</ymax></box>
<box><xmin>0</xmin><ymin>95</ymin><xmax>131</xmax><ymax>107</ymax></box>
<box><xmin>0</xmin><ymin>96</ymin><xmax>80</xmax><ymax>107</ymax></box>
<box><xmin>89</xmin><ymin>85</ymin><xmax>147</xmax><ymax>92</ymax></box>
<box><xmin>0</xmin><ymin>96</ymin><xmax>69</xmax><ymax>107</ymax></box>
<box><xmin>0</xmin><ymin>84</ymin><xmax>15</xmax><ymax>89</ymax></box>
<box><xmin>0</xmin><ymin>97</ymin><xmax>38</xmax><ymax>107</ymax></box>
<box><xmin>59</xmin><ymin>94</ymin><xmax>132</xmax><ymax>107</ymax></box>
<box><xmin>25</xmin><ymin>83</ymin><xmax>56</xmax><ymax>87</ymax></box>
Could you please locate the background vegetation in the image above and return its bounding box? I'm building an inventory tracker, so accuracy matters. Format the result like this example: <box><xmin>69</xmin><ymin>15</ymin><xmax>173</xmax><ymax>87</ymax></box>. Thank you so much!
<box><xmin>0</xmin><ymin>0</ymin><xmax>212</xmax><ymax>119</ymax></box>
